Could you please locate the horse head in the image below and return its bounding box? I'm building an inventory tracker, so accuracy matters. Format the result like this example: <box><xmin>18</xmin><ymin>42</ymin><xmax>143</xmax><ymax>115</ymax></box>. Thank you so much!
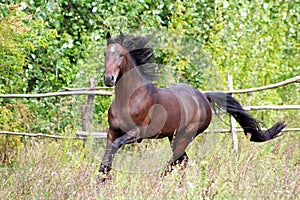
<box><xmin>103</xmin><ymin>33</ymin><xmax>128</xmax><ymax>87</ymax></box>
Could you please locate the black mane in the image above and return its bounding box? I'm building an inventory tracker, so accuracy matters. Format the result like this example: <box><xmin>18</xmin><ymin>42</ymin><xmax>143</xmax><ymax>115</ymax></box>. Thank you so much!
<box><xmin>107</xmin><ymin>33</ymin><xmax>159</xmax><ymax>80</ymax></box>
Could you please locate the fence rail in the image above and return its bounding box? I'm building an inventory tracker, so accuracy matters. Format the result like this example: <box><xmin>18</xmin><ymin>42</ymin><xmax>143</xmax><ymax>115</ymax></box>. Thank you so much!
<box><xmin>0</xmin><ymin>90</ymin><xmax>113</xmax><ymax>98</ymax></box>
<box><xmin>0</xmin><ymin>76</ymin><xmax>299</xmax><ymax>98</ymax></box>
<box><xmin>225</xmin><ymin>76</ymin><xmax>300</xmax><ymax>94</ymax></box>
<box><xmin>243</xmin><ymin>105</ymin><xmax>300</xmax><ymax>111</ymax></box>
<box><xmin>1</xmin><ymin>128</ymin><xmax>299</xmax><ymax>140</ymax></box>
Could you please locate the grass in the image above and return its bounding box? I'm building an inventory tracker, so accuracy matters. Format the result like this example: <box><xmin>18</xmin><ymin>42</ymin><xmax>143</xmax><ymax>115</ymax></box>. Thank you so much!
<box><xmin>0</xmin><ymin>130</ymin><xmax>299</xmax><ymax>199</ymax></box>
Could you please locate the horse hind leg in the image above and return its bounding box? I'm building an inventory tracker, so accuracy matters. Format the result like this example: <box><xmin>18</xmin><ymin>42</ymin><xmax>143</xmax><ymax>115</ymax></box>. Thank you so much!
<box><xmin>162</xmin><ymin>131</ymin><xmax>193</xmax><ymax>176</ymax></box>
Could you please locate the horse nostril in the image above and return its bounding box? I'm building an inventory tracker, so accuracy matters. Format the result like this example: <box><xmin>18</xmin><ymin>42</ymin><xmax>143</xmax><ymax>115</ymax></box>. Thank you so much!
<box><xmin>104</xmin><ymin>74</ymin><xmax>115</xmax><ymax>87</ymax></box>
<box><xmin>105</xmin><ymin>74</ymin><xmax>112</xmax><ymax>81</ymax></box>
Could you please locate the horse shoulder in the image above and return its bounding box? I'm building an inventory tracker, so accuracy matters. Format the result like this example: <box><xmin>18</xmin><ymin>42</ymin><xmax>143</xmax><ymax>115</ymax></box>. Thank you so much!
<box><xmin>128</xmin><ymin>83</ymin><xmax>157</xmax><ymax>126</ymax></box>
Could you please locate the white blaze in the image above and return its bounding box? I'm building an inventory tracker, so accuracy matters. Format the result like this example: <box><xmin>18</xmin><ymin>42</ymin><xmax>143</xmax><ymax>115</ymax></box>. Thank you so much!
<box><xmin>110</xmin><ymin>45</ymin><xmax>116</xmax><ymax>53</ymax></box>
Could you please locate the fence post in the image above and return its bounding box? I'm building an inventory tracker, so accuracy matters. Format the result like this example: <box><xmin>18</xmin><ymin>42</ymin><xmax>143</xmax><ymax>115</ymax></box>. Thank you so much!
<box><xmin>227</xmin><ymin>72</ymin><xmax>238</xmax><ymax>153</ymax></box>
<box><xmin>81</xmin><ymin>77</ymin><xmax>95</xmax><ymax>146</ymax></box>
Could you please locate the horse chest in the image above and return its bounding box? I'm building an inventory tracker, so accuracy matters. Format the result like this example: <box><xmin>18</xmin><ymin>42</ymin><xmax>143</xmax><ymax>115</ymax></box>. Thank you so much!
<box><xmin>110</xmin><ymin>101</ymin><xmax>151</xmax><ymax>132</ymax></box>
<box><xmin>110</xmin><ymin>83</ymin><xmax>156</xmax><ymax>132</ymax></box>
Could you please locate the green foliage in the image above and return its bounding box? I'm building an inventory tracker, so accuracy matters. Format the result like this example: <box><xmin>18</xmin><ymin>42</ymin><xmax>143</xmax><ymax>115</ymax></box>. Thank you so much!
<box><xmin>0</xmin><ymin>5</ymin><xmax>28</xmax><ymax>94</ymax></box>
<box><xmin>0</xmin><ymin>3</ymin><xmax>80</xmax><ymax>93</ymax></box>
<box><xmin>0</xmin><ymin>3</ymin><xmax>77</xmax><ymax>137</ymax></box>
<box><xmin>203</xmin><ymin>0</ymin><xmax>299</xmax><ymax>125</ymax></box>
<box><xmin>0</xmin><ymin>102</ymin><xmax>32</xmax><ymax>163</ymax></box>
<box><xmin>206</xmin><ymin>1</ymin><xmax>299</xmax><ymax>89</ymax></box>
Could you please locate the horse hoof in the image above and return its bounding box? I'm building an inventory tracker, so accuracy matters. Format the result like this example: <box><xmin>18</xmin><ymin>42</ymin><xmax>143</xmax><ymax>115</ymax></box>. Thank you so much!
<box><xmin>99</xmin><ymin>164</ymin><xmax>112</xmax><ymax>174</ymax></box>
<box><xmin>97</xmin><ymin>173</ymin><xmax>112</xmax><ymax>184</ymax></box>
<box><xmin>160</xmin><ymin>164</ymin><xmax>173</xmax><ymax>178</ymax></box>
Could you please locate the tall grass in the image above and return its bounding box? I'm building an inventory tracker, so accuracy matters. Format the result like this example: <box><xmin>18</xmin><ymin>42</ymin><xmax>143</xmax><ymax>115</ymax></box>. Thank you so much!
<box><xmin>0</xmin><ymin>130</ymin><xmax>299</xmax><ymax>199</ymax></box>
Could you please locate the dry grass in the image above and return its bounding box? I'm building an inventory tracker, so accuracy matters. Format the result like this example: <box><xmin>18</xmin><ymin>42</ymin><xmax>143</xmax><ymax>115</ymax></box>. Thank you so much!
<box><xmin>0</xmin><ymin>131</ymin><xmax>299</xmax><ymax>199</ymax></box>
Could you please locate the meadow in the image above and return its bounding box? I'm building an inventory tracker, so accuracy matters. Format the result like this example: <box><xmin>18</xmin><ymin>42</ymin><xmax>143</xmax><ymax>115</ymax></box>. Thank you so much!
<box><xmin>1</xmin><ymin>126</ymin><xmax>298</xmax><ymax>199</ymax></box>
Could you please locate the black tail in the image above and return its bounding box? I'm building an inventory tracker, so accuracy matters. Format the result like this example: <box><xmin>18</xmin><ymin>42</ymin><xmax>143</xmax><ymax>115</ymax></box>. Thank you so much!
<box><xmin>204</xmin><ymin>92</ymin><xmax>286</xmax><ymax>142</ymax></box>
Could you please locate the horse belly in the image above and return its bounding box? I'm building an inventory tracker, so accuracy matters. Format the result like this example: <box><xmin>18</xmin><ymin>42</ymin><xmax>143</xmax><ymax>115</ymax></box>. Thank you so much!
<box><xmin>148</xmin><ymin>89</ymin><xmax>183</xmax><ymax>136</ymax></box>
<box><xmin>156</xmin><ymin>85</ymin><xmax>212</xmax><ymax>135</ymax></box>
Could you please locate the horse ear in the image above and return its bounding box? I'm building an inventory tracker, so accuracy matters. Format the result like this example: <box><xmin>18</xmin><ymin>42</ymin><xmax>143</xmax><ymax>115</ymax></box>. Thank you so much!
<box><xmin>120</xmin><ymin>32</ymin><xmax>125</xmax><ymax>43</ymax></box>
<box><xmin>106</xmin><ymin>32</ymin><xmax>111</xmax><ymax>45</ymax></box>
<box><xmin>106</xmin><ymin>32</ymin><xmax>111</xmax><ymax>40</ymax></box>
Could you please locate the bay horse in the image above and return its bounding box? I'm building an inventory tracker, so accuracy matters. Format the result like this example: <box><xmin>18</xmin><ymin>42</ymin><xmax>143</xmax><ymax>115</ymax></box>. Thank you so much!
<box><xmin>99</xmin><ymin>33</ymin><xmax>286</xmax><ymax>176</ymax></box>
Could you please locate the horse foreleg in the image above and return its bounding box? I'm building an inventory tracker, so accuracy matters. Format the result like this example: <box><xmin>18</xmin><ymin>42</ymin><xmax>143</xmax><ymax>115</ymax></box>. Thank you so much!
<box><xmin>99</xmin><ymin>129</ymin><xmax>120</xmax><ymax>174</ymax></box>
<box><xmin>112</xmin><ymin>127</ymin><xmax>142</xmax><ymax>147</ymax></box>
<box><xmin>99</xmin><ymin>128</ymin><xmax>141</xmax><ymax>174</ymax></box>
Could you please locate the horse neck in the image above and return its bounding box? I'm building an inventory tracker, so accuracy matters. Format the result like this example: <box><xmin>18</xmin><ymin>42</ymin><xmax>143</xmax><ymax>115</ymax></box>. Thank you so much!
<box><xmin>115</xmin><ymin>55</ymin><xmax>148</xmax><ymax>101</ymax></box>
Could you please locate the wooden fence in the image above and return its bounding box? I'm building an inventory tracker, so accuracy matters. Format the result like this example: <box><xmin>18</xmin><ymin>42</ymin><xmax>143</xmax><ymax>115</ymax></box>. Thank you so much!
<box><xmin>0</xmin><ymin>76</ymin><xmax>298</xmax><ymax>98</ymax></box>
<box><xmin>0</xmin><ymin>75</ymin><xmax>299</xmax><ymax>150</ymax></box>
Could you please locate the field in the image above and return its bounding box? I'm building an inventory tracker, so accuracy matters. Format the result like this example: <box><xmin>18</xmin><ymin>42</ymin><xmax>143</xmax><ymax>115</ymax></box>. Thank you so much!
<box><xmin>1</xmin><ymin>128</ymin><xmax>299</xmax><ymax>199</ymax></box>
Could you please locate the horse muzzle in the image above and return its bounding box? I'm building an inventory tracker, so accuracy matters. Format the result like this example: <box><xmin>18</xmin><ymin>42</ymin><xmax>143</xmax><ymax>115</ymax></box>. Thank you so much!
<box><xmin>104</xmin><ymin>74</ymin><xmax>115</xmax><ymax>87</ymax></box>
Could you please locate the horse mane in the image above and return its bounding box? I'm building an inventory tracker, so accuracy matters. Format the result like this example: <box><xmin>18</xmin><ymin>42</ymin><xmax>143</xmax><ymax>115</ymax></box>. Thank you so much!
<box><xmin>107</xmin><ymin>33</ymin><xmax>159</xmax><ymax>80</ymax></box>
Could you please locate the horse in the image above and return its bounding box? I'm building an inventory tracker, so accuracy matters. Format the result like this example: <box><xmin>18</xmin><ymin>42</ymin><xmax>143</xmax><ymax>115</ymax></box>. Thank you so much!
<box><xmin>99</xmin><ymin>32</ymin><xmax>286</xmax><ymax>177</ymax></box>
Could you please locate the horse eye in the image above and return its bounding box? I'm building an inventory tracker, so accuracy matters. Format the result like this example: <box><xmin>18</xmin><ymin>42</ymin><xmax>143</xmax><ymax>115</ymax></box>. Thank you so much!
<box><xmin>119</xmin><ymin>53</ymin><xmax>124</xmax><ymax>58</ymax></box>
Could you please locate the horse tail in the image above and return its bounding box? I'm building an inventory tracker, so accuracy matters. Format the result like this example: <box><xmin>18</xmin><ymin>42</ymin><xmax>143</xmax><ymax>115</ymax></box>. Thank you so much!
<box><xmin>204</xmin><ymin>92</ymin><xmax>286</xmax><ymax>142</ymax></box>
